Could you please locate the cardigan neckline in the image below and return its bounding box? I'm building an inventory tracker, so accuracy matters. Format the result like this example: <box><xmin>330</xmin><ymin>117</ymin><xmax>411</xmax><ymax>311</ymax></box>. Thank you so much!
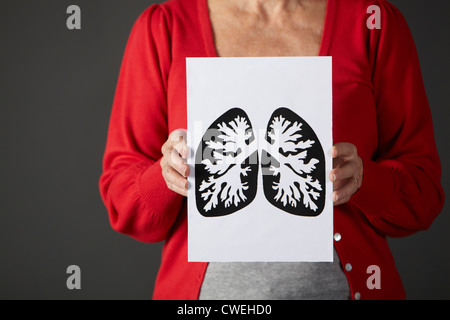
<box><xmin>197</xmin><ymin>0</ymin><xmax>336</xmax><ymax>58</ymax></box>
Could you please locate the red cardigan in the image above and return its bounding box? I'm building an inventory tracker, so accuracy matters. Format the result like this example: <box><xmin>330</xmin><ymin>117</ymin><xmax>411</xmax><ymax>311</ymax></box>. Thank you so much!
<box><xmin>99</xmin><ymin>0</ymin><xmax>444</xmax><ymax>300</ymax></box>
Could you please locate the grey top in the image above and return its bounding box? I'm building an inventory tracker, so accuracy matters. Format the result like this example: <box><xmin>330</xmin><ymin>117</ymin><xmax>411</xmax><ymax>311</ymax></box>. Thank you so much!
<box><xmin>198</xmin><ymin>248</ymin><xmax>350</xmax><ymax>300</ymax></box>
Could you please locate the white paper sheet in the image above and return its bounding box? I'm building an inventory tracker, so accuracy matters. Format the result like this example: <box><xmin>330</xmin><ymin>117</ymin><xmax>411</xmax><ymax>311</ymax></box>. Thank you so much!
<box><xmin>187</xmin><ymin>57</ymin><xmax>333</xmax><ymax>262</ymax></box>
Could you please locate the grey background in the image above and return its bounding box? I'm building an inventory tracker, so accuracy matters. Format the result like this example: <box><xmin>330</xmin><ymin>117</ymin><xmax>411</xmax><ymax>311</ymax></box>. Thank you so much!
<box><xmin>0</xmin><ymin>0</ymin><xmax>448</xmax><ymax>299</ymax></box>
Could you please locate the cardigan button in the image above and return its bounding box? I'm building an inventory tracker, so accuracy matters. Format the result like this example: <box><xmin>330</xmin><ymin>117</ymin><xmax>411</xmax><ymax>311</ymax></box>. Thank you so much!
<box><xmin>345</xmin><ymin>263</ymin><xmax>352</xmax><ymax>272</ymax></box>
<box><xmin>354</xmin><ymin>292</ymin><xmax>361</xmax><ymax>300</ymax></box>
<box><xmin>334</xmin><ymin>233</ymin><xmax>341</xmax><ymax>241</ymax></box>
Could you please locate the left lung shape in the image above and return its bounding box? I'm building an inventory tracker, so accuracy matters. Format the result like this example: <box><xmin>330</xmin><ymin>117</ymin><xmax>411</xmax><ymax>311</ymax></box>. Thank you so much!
<box><xmin>261</xmin><ymin>107</ymin><xmax>325</xmax><ymax>216</ymax></box>
<box><xmin>195</xmin><ymin>108</ymin><xmax>259</xmax><ymax>217</ymax></box>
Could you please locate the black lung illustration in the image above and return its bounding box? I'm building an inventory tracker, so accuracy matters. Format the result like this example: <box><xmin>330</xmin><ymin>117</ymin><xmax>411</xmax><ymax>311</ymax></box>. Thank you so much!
<box><xmin>195</xmin><ymin>108</ymin><xmax>259</xmax><ymax>217</ymax></box>
<box><xmin>261</xmin><ymin>107</ymin><xmax>325</xmax><ymax>216</ymax></box>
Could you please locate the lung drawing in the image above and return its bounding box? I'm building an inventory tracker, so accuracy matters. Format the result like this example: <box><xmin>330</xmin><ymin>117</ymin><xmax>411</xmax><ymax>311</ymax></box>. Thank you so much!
<box><xmin>195</xmin><ymin>108</ymin><xmax>259</xmax><ymax>217</ymax></box>
<box><xmin>261</xmin><ymin>107</ymin><xmax>325</xmax><ymax>216</ymax></box>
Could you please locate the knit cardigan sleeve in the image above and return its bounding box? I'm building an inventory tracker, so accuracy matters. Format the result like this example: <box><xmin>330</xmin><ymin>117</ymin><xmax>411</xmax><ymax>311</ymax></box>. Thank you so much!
<box><xmin>99</xmin><ymin>5</ymin><xmax>183</xmax><ymax>243</ymax></box>
<box><xmin>350</xmin><ymin>1</ymin><xmax>445</xmax><ymax>237</ymax></box>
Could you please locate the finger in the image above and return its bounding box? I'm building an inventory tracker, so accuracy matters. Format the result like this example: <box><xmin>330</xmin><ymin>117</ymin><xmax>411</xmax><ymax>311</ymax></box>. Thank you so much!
<box><xmin>173</xmin><ymin>139</ymin><xmax>189</xmax><ymax>159</ymax></box>
<box><xmin>332</xmin><ymin>143</ymin><xmax>357</xmax><ymax>160</ymax></box>
<box><xmin>160</xmin><ymin>155</ymin><xmax>166</xmax><ymax>168</ymax></box>
<box><xmin>331</xmin><ymin>177</ymin><xmax>347</xmax><ymax>192</ymax></box>
<box><xmin>330</xmin><ymin>161</ymin><xmax>357</xmax><ymax>183</ymax></box>
<box><xmin>332</xmin><ymin>178</ymin><xmax>359</xmax><ymax>206</ymax></box>
<box><xmin>161</xmin><ymin>139</ymin><xmax>171</xmax><ymax>157</ymax></box>
<box><xmin>169</xmin><ymin>129</ymin><xmax>187</xmax><ymax>148</ymax></box>
<box><xmin>162</xmin><ymin>165</ymin><xmax>188</xmax><ymax>195</ymax></box>
<box><xmin>332</xmin><ymin>155</ymin><xmax>345</xmax><ymax>169</ymax></box>
<box><xmin>167</xmin><ymin>147</ymin><xmax>190</xmax><ymax>177</ymax></box>
<box><xmin>162</xmin><ymin>129</ymin><xmax>187</xmax><ymax>156</ymax></box>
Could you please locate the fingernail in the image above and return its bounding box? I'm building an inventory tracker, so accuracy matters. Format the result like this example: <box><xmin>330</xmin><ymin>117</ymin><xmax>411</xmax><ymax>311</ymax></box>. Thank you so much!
<box><xmin>332</xmin><ymin>147</ymin><xmax>337</xmax><ymax>157</ymax></box>
<box><xmin>332</xmin><ymin>174</ymin><xmax>336</xmax><ymax>182</ymax></box>
<box><xmin>332</xmin><ymin>192</ymin><xmax>338</xmax><ymax>202</ymax></box>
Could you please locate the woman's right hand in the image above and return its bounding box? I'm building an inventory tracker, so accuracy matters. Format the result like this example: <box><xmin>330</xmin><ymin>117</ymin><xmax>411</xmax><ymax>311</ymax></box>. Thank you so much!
<box><xmin>160</xmin><ymin>129</ymin><xmax>189</xmax><ymax>197</ymax></box>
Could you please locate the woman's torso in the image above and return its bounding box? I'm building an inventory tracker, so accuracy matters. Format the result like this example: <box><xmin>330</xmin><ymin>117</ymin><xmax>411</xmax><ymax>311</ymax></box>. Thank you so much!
<box><xmin>198</xmin><ymin>0</ymin><xmax>350</xmax><ymax>300</ymax></box>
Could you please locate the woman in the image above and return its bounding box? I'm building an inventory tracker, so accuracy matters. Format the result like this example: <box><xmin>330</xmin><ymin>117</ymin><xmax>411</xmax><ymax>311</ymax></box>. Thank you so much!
<box><xmin>99</xmin><ymin>0</ymin><xmax>444</xmax><ymax>299</ymax></box>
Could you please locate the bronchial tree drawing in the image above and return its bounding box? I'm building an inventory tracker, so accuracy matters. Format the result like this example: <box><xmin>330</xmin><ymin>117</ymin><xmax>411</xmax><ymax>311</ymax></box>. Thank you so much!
<box><xmin>195</xmin><ymin>108</ymin><xmax>259</xmax><ymax>217</ymax></box>
<box><xmin>195</xmin><ymin>106</ymin><xmax>325</xmax><ymax>217</ymax></box>
<box><xmin>261</xmin><ymin>107</ymin><xmax>325</xmax><ymax>216</ymax></box>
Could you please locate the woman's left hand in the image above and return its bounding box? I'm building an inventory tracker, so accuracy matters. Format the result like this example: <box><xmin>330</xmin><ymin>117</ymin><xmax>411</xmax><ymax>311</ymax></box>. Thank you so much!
<box><xmin>329</xmin><ymin>142</ymin><xmax>364</xmax><ymax>206</ymax></box>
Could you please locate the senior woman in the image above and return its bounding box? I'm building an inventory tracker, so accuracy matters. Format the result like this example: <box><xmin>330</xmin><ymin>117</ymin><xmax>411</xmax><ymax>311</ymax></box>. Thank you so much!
<box><xmin>99</xmin><ymin>0</ymin><xmax>444</xmax><ymax>300</ymax></box>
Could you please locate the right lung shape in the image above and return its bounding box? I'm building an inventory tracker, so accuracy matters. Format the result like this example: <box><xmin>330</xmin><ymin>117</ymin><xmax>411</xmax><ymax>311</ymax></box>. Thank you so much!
<box><xmin>195</xmin><ymin>108</ymin><xmax>259</xmax><ymax>217</ymax></box>
<box><xmin>261</xmin><ymin>107</ymin><xmax>325</xmax><ymax>216</ymax></box>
